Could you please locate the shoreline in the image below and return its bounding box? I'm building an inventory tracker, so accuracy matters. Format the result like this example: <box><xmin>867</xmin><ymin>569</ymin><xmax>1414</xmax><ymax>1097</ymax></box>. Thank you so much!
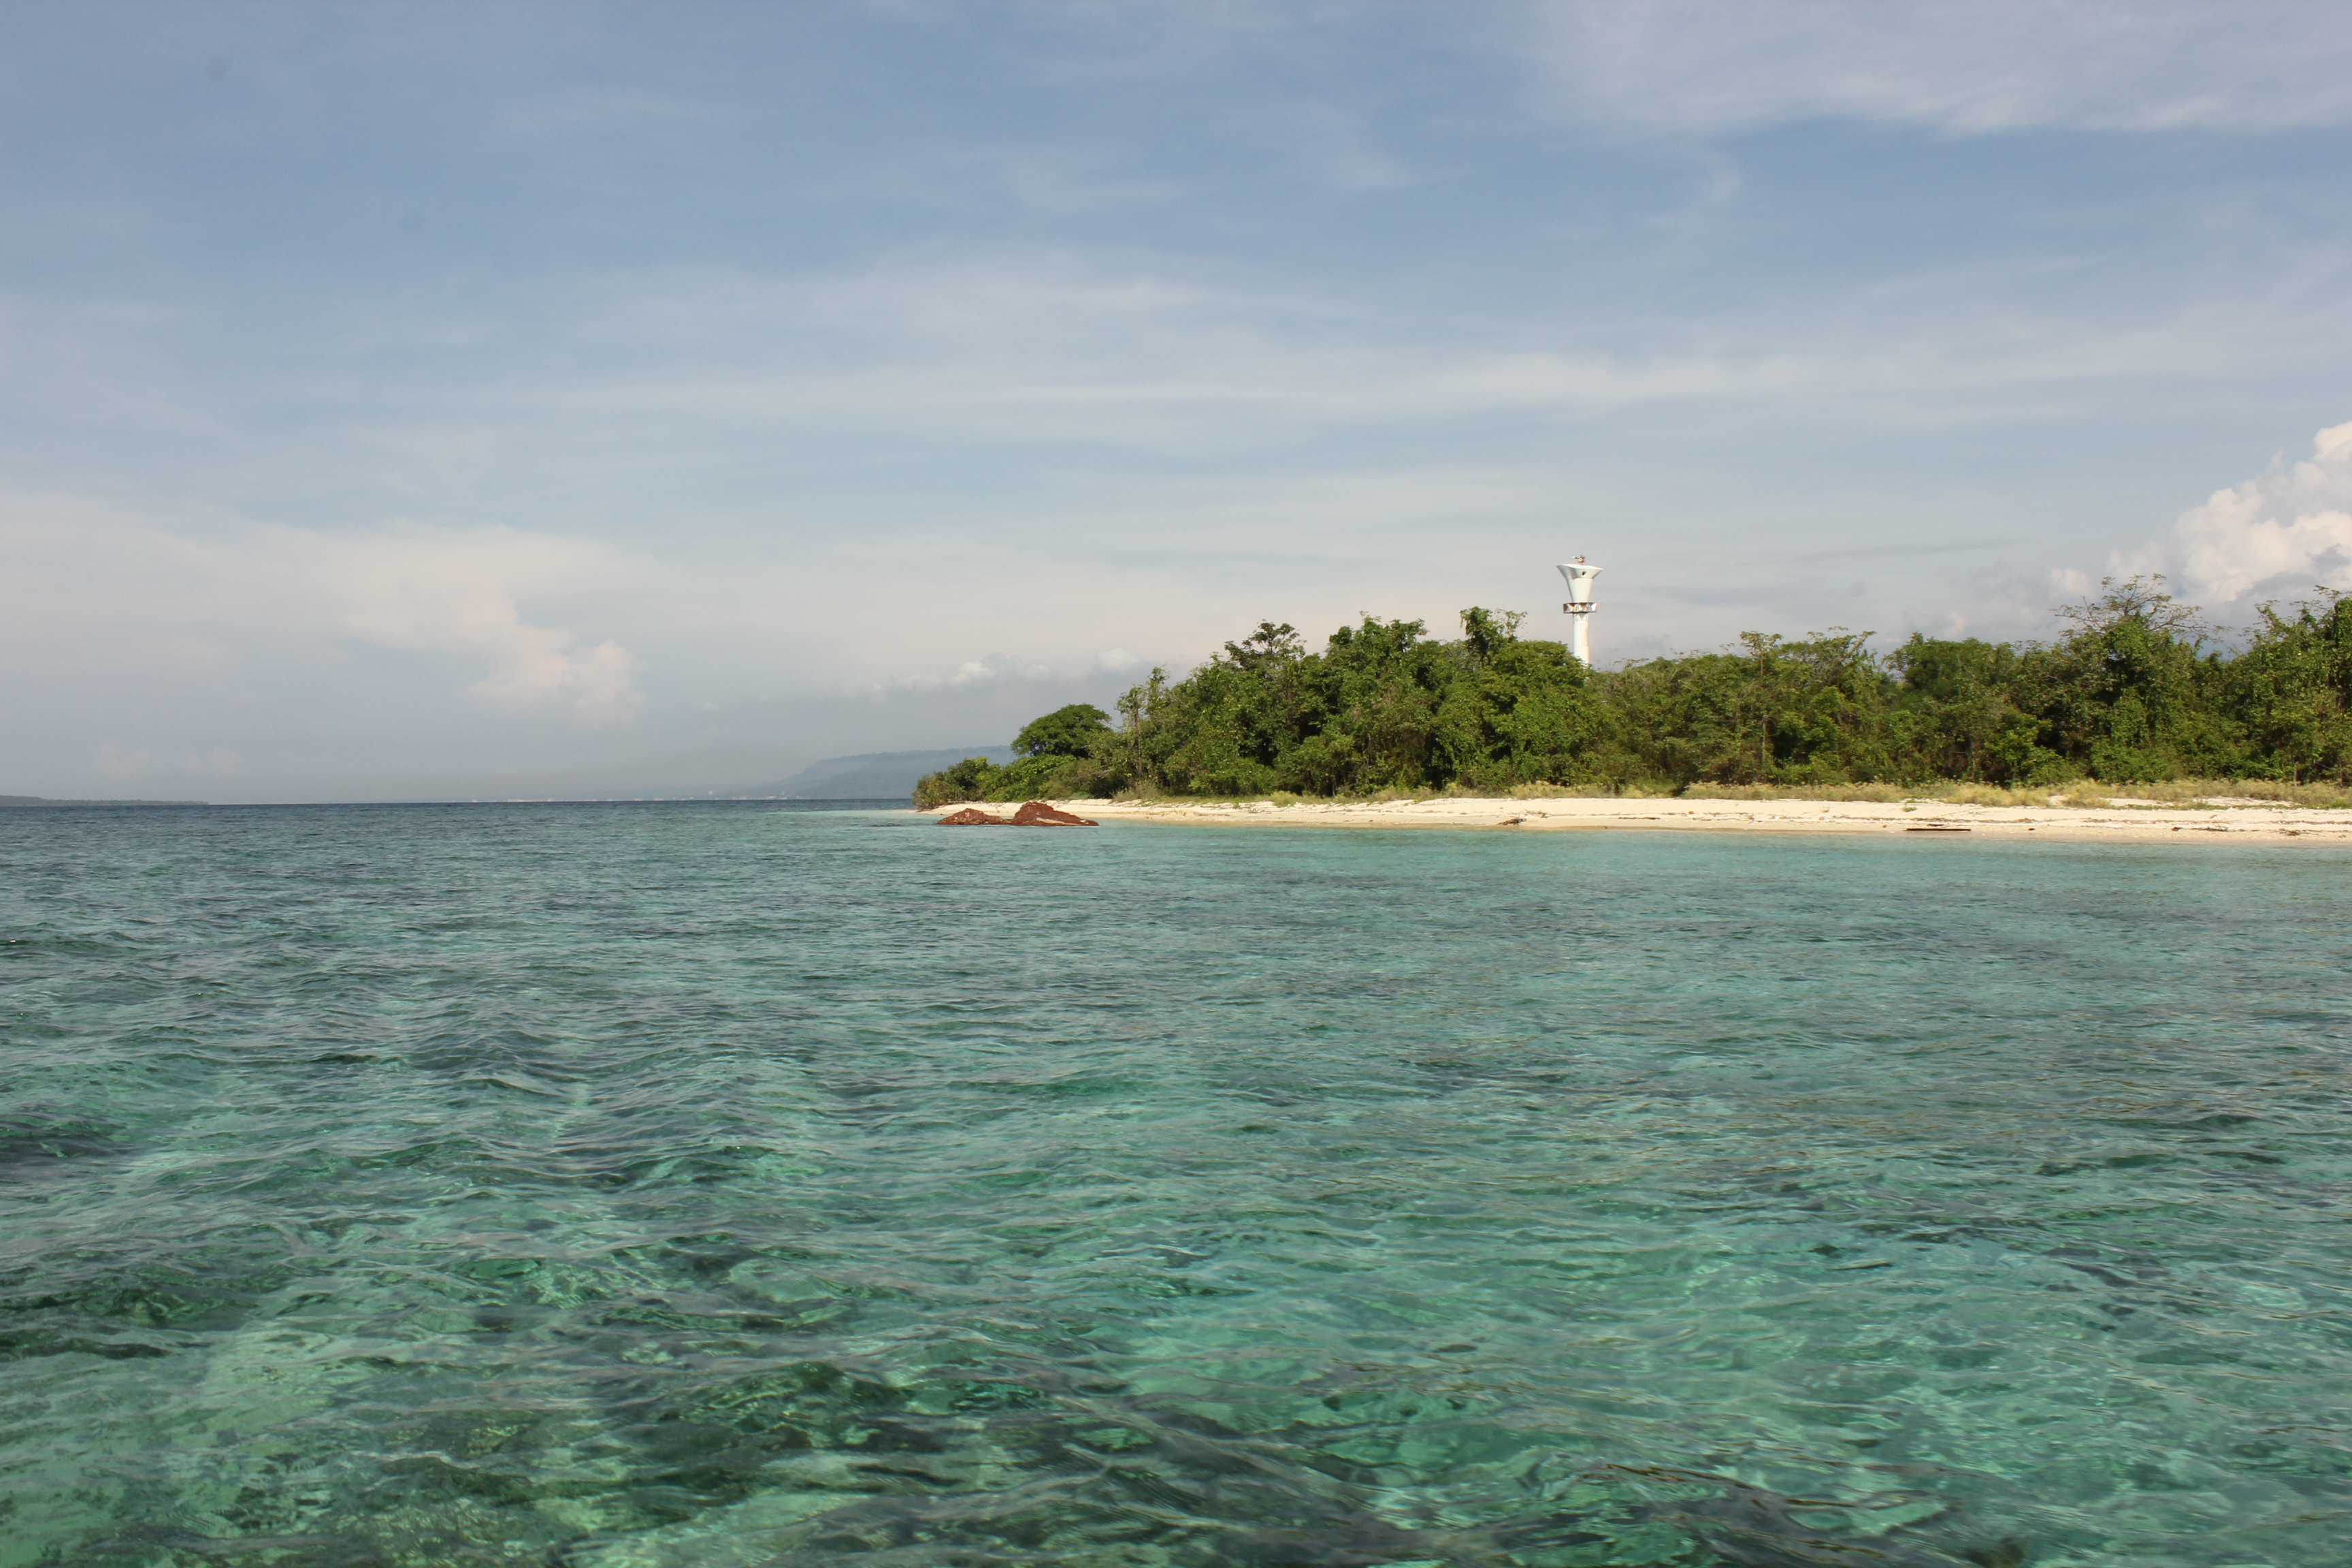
<box><xmin>924</xmin><ymin>794</ymin><xmax>2352</xmax><ymax>845</ymax></box>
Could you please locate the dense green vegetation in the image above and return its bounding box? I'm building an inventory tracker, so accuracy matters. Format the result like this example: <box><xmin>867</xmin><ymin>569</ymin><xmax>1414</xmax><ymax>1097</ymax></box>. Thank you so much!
<box><xmin>914</xmin><ymin>704</ymin><xmax>1115</xmax><ymax>807</ymax></box>
<box><xmin>913</xmin><ymin>578</ymin><xmax>2352</xmax><ymax>805</ymax></box>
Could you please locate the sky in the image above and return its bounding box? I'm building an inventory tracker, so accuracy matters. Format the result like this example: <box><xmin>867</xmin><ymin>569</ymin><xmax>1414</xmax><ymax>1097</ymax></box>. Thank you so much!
<box><xmin>4</xmin><ymin>1</ymin><xmax>2351</xmax><ymax>802</ymax></box>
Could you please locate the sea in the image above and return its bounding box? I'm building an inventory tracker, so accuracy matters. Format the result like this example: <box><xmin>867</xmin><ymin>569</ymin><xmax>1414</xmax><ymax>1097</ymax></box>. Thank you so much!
<box><xmin>3</xmin><ymin>802</ymin><xmax>2349</xmax><ymax>1567</ymax></box>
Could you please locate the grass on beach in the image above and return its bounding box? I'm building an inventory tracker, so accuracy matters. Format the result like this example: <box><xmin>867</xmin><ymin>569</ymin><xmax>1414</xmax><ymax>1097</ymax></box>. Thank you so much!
<box><xmin>2066</xmin><ymin>777</ymin><xmax>2352</xmax><ymax>809</ymax></box>
<box><xmin>1091</xmin><ymin>778</ymin><xmax>2352</xmax><ymax>810</ymax></box>
<box><xmin>1676</xmin><ymin>779</ymin><xmax>2352</xmax><ymax>809</ymax></box>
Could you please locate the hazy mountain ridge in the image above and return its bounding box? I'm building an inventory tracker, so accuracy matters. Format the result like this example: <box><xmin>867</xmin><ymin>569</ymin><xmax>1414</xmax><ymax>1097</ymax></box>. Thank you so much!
<box><xmin>730</xmin><ymin>747</ymin><xmax>1017</xmax><ymax>800</ymax></box>
<box><xmin>1</xmin><ymin>794</ymin><xmax>208</xmax><ymax>808</ymax></box>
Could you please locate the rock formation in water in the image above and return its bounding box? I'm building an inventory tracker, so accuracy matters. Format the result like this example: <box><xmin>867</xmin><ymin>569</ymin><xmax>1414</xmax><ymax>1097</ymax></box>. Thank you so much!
<box><xmin>934</xmin><ymin>801</ymin><xmax>1098</xmax><ymax>827</ymax></box>
<box><xmin>1011</xmin><ymin>800</ymin><xmax>1098</xmax><ymax>826</ymax></box>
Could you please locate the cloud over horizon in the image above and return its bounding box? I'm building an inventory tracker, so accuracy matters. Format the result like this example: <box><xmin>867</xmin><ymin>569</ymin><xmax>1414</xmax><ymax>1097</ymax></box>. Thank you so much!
<box><xmin>2123</xmin><ymin>420</ymin><xmax>2352</xmax><ymax>611</ymax></box>
<box><xmin>0</xmin><ymin>501</ymin><xmax>649</xmax><ymax>722</ymax></box>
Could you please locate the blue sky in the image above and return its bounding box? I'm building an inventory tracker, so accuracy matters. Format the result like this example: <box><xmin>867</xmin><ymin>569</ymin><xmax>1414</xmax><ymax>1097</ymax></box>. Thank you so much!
<box><xmin>5</xmin><ymin>1</ymin><xmax>2351</xmax><ymax>800</ymax></box>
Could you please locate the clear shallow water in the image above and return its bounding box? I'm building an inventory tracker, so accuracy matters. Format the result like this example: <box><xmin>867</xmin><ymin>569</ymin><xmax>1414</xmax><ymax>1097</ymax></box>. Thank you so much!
<box><xmin>3</xmin><ymin>803</ymin><xmax>2350</xmax><ymax>1568</ymax></box>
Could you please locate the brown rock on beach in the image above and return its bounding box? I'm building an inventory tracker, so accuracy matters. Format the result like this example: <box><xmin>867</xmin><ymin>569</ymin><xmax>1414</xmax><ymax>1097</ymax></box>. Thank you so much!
<box><xmin>934</xmin><ymin>801</ymin><xmax>1099</xmax><ymax>827</ymax></box>
<box><xmin>1011</xmin><ymin>800</ymin><xmax>1098</xmax><ymax>826</ymax></box>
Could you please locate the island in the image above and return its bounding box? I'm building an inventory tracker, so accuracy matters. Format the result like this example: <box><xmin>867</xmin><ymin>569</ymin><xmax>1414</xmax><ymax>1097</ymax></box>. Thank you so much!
<box><xmin>914</xmin><ymin>578</ymin><xmax>2352</xmax><ymax>844</ymax></box>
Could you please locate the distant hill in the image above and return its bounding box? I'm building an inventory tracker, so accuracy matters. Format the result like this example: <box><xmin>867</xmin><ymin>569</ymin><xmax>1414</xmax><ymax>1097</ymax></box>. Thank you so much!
<box><xmin>1</xmin><ymin>794</ymin><xmax>207</xmax><ymax>808</ymax></box>
<box><xmin>732</xmin><ymin>747</ymin><xmax>1017</xmax><ymax>800</ymax></box>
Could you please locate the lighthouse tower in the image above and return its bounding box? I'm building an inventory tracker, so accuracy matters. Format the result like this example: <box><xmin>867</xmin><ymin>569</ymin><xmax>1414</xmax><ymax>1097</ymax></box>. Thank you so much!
<box><xmin>1557</xmin><ymin>557</ymin><xmax>1600</xmax><ymax>665</ymax></box>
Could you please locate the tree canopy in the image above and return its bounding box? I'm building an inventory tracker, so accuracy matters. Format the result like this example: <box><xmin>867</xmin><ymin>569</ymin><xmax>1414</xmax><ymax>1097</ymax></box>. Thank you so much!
<box><xmin>1013</xmin><ymin>704</ymin><xmax>1113</xmax><ymax>758</ymax></box>
<box><xmin>913</xmin><ymin>578</ymin><xmax>2352</xmax><ymax>805</ymax></box>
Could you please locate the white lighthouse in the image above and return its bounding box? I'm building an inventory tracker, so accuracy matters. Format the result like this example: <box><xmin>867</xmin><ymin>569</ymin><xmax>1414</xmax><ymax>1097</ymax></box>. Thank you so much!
<box><xmin>1557</xmin><ymin>557</ymin><xmax>1600</xmax><ymax>665</ymax></box>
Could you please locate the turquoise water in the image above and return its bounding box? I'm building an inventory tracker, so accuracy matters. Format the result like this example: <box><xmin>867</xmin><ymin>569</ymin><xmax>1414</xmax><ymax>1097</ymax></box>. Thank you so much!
<box><xmin>4</xmin><ymin>804</ymin><xmax>2351</xmax><ymax>1567</ymax></box>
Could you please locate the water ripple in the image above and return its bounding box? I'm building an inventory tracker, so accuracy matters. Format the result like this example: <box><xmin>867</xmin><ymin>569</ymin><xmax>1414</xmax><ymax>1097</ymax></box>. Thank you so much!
<box><xmin>3</xmin><ymin>803</ymin><xmax>2350</xmax><ymax>1565</ymax></box>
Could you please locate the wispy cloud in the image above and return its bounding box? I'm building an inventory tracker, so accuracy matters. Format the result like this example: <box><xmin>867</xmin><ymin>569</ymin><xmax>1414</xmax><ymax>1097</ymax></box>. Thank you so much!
<box><xmin>453</xmin><ymin>247</ymin><xmax>2352</xmax><ymax>459</ymax></box>
<box><xmin>1524</xmin><ymin>1</ymin><xmax>2352</xmax><ymax>135</ymax></box>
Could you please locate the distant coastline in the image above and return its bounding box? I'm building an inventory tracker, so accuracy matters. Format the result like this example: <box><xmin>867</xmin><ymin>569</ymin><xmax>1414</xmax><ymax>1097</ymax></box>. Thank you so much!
<box><xmin>725</xmin><ymin>747</ymin><xmax>1018</xmax><ymax>802</ymax></box>
<box><xmin>1</xmin><ymin>794</ymin><xmax>208</xmax><ymax>809</ymax></box>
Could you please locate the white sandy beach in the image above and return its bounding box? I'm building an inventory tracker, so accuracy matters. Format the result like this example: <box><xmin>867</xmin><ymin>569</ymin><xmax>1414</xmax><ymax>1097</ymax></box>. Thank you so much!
<box><xmin>930</xmin><ymin>794</ymin><xmax>2352</xmax><ymax>845</ymax></box>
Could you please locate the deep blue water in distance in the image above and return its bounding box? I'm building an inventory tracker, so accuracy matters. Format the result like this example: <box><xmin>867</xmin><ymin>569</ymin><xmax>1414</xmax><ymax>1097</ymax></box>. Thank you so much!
<box><xmin>3</xmin><ymin>802</ymin><xmax>2351</xmax><ymax>1567</ymax></box>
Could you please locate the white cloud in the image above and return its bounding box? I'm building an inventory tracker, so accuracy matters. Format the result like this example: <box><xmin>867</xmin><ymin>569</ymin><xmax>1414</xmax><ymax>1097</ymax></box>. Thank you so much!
<box><xmin>1525</xmin><ymin>0</ymin><xmax>2352</xmax><ymax>135</ymax></box>
<box><xmin>876</xmin><ymin>653</ymin><xmax>1062</xmax><ymax>696</ymax></box>
<box><xmin>0</xmin><ymin>498</ymin><xmax>648</xmax><ymax>724</ymax></box>
<box><xmin>329</xmin><ymin>530</ymin><xmax>646</xmax><ymax>723</ymax></box>
<box><xmin>2134</xmin><ymin>421</ymin><xmax>2352</xmax><ymax>607</ymax></box>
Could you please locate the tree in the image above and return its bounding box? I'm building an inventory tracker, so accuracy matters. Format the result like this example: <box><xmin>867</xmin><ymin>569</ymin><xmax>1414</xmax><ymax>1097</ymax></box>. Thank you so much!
<box><xmin>1890</xmin><ymin>635</ymin><xmax>2038</xmax><ymax>782</ymax></box>
<box><xmin>1599</xmin><ymin>631</ymin><xmax>1892</xmax><ymax>787</ymax></box>
<box><xmin>921</xmin><ymin>582</ymin><xmax>2340</xmax><ymax>808</ymax></box>
<box><xmin>911</xmin><ymin>755</ymin><xmax>1004</xmax><ymax>809</ymax></box>
<box><xmin>2053</xmin><ymin>574</ymin><xmax>2210</xmax><ymax>643</ymax></box>
<box><xmin>1434</xmin><ymin>608</ymin><xmax>1602</xmax><ymax>789</ymax></box>
<box><xmin>2230</xmin><ymin>589</ymin><xmax>2352</xmax><ymax>782</ymax></box>
<box><xmin>2037</xmin><ymin>575</ymin><xmax>2228</xmax><ymax>781</ymax></box>
<box><xmin>1013</xmin><ymin>704</ymin><xmax>1113</xmax><ymax>758</ymax></box>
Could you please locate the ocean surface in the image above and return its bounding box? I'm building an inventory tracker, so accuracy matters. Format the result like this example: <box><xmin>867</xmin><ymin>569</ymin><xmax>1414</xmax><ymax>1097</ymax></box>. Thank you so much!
<box><xmin>3</xmin><ymin>803</ymin><xmax>2349</xmax><ymax>1568</ymax></box>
